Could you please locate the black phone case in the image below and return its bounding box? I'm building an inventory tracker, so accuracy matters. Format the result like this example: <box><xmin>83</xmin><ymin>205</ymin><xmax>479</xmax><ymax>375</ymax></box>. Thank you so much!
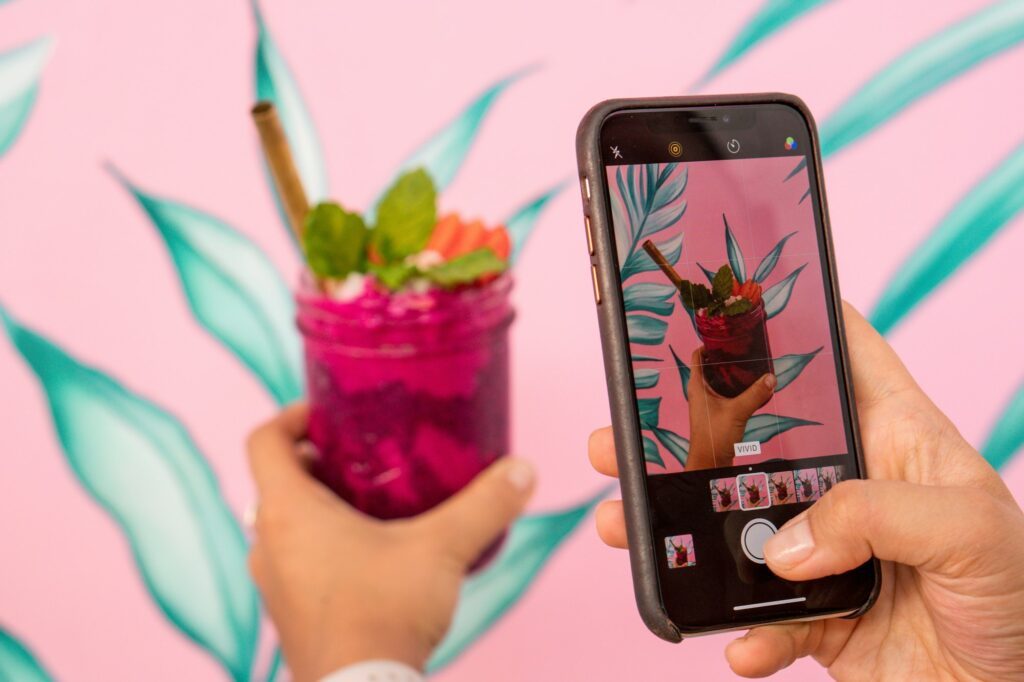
<box><xmin>575</xmin><ymin>93</ymin><xmax>880</xmax><ymax>642</ymax></box>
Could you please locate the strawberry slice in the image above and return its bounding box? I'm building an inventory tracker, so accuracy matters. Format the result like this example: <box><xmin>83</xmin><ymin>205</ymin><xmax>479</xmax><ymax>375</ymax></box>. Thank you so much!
<box><xmin>448</xmin><ymin>219</ymin><xmax>486</xmax><ymax>258</ymax></box>
<box><xmin>427</xmin><ymin>213</ymin><xmax>461</xmax><ymax>256</ymax></box>
<box><xmin>482</xmin><ymin>226</ymin><xmax>511</xmax><ymax>260</ymax></box>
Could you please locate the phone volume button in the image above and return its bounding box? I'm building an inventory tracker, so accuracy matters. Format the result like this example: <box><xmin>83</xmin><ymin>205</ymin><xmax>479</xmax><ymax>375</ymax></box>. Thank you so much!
<box><xmin>591</xmin><ymin>264</ymin><xmax>602</xmax><ymax>305</ymax></box>
<box><xmin>585</xmin><ymin>216</ymin><xmax>594</xmax><ymax>255</ymax></box>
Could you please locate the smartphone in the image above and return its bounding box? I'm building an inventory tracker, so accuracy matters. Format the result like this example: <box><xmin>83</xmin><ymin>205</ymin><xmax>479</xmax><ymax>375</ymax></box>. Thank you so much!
<box><xmin>576</xmin><ymin>95</ymin><xmax>880</xmax><ymax>640</ymax></box>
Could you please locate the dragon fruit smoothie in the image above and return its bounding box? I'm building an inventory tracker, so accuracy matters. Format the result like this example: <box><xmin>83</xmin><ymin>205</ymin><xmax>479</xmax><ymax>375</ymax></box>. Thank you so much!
<box><xmin>696</xmin><ymin>300</ymin><xmax>774</xmax><ymax>398</ymax></box>
<box><xmin>298</xmin><ymin>275</ymin><xmax>513</xmax><ymax>520</ymax></box>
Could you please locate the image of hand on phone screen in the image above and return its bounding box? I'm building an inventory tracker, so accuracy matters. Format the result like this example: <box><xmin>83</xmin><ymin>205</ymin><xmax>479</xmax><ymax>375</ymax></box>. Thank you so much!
<box><xmin>683</xmin><ymin>345</ymin><xmax>777</xmax><ymax>471</ymax></box>
<box><xmin>589</xmin><ymin>303</ymin><xmax>1024</xmax><ymax>680</ymax></box>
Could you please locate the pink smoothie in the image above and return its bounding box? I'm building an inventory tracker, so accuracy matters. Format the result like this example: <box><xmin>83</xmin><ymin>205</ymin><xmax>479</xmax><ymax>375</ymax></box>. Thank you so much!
<box><xmin>296</xmin><ymin>275</ymin><xmax>514</xmax><ymax>520</ymax></box>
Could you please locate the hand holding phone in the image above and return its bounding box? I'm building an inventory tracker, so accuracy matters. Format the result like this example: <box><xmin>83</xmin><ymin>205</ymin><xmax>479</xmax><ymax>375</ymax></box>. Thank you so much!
<box><xmin>589</xmin><ymin>302</ymin><xmax>1024</xmax><ymax>680</ymax></box>
<box><xmin>576</xmin><ymin>95</ymin><xmax>880</xmax><ymax>637</ymax></box>
<box><xmin>577</xmin><ymin>94</ymin><xmax>1024</xmax><ymax>680</ymax></box>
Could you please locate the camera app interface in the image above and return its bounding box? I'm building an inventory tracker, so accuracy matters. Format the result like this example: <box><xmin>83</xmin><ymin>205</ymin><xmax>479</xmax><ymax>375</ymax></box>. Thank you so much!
<box><xmin>602</xmin><ymin>108</ymin><xmax>871</xmax><ymax>626</ymax></box>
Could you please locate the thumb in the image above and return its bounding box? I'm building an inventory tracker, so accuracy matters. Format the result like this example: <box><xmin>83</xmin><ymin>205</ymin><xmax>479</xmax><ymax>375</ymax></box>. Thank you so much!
<box><xmin>419</xmin><ymin>458</ymin><xmax>536</xmax><ymax>566</ymax></box>
<box><xmin>729</xmin><ymin>373</ymin><xmax>776</xmax><ymax>419</ymax></box>
<box><xmin>764</xmin><ymin>479</ymin><xmax>1009</xmax><ymax>580</ymax></box>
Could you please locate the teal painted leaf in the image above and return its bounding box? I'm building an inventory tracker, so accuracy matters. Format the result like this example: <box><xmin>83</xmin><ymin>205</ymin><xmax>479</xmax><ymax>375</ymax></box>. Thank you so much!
<box><xmin>670</xmin><ymin>345</ymin><xmax>691</xmax><ymax>401</ymax></box>
<box><xmin>981</xmin><ymin>381</ymin><xmax>1024</xmax><ymax>471</ymax></box>
<box><xmin>649</xmin><ymin>425</ymin><xmax>690</xmax><ymax>468</ymax></box>
<box><xmin>870</xmin><ymin>142</ymin><xmax>1024</xmax><ymax>334</ymax></box>
<box><xmin>820</xmin><ymin>0</ymin><xmax>1024</xmax><ymax>158</ymax></box>
<box><xmin>631</xmin><ymin>355</ymin><xmax>661</xmax><ymax>362</ymax></box>
<box><xmin>763</xmin><ymin>263</ymin><xmax>807</xmax><ymax>319</ymax></box>
<box><xmin>638</xmin><ymin>397</ymin><xmax>661</xmax><ymax>427</ymax></box>
<box><xmin>743</xmin><ymin>413</ymin><xmax>821</xmax><ymax>443</ymax></box>
<box><xmin>613</xmin><ymin>164</ymin><xmax>688</xmax><ymax>278</ymax></box>
<box><xmin>111</xmin><ymin>167</ymin><xmax>303</xmax><ymax>406</ymax></box>
<box><xmin>371</xmin><ymin>68</ymin><xmax>531</xmax><ymax>221</ymax></box>
<box><xmin>697</xmin><ymin>262</ymin><xmax>717</xmax><ymax>283</ymax></box>
<box><xmin>634</xmin><ymin>368</ymin><xmax>660</xmax><ymax>390</ymax></box>
<box><xmin>774</xmin><ymin>347</ymin><xmax>823</xmax><ymax>391</ymax></box>
<box><xmin>784</xmin><ymin>157</ymin><xmax>807</xmax><ymax>182</ymax></box>
<box><xmin>627</xmin><ymin>314</ymin><xmax>668</xmax><ymax>346</ymax></box>
<box><xmin>700</xmin><ymin>0</ymin><xmax>832</xmax><ymax>83</ymax></box>
<box><xmin>426</xmin><ymin>487</ymin><xmax>609</xmax><ymax>673</ymax></box>
<box><xmin>0</xmin><ymin>627</ymin><xmax>53</xmax><ymax>682</ymax></box>
<box><xmin>643</xmin><ymin>436</ymin><xmax>665</xmax><ymax>467</ymax></box>
<box><xmin>723</xmin><ymin>214</ymin><xmax>746</xmax><ymax>282</ymax></box>
<box><xmin>622</xmin><ymin>233</ymin><xmax>683</xmax><ymax>281</ymax></box>
<box><xmin>753</xmin><ymin>231</ymin><xmax>797</xmax><ymax>283</ymax></box>
<box><xmin>799</xmin><ymin>188</ymin><xmax>810</xmax><ymax>204</ymax></box>
<box><xmin>0</xmin><ymin>37</ymin><xmax>54</xmax><ymax>158</ymax></box>
<box><xmin>0</xmin><ymin>307</ymin><xmax>259</xmax><ymax>681</ymax></box>
<box><xmin>505</xmin><ymin>181</ymin><xmax>566</xmax><ymax>263</ymax></box>
<box><xmin>264</xmin><ymin>648</ymin><xmax>283</xmax><ymax>682</ymax></box>
<box><xmin>623</xmin><ymin>282</ymin><xmax>676</xmax><ymax>316</ymax></box>
<box><xmin>253</xmin><ymin>0</ymin><xmax>329</xmax><ymax>232</ymax></box>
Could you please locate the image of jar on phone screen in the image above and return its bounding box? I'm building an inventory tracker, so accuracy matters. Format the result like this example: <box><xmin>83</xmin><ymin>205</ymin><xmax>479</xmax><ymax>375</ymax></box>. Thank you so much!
<box><xmin>710</xmin><ymin>477</ymin><xmax>739</xmax><ymax>511</ymax></box>
<box><xmin>646</xmin><ymin>249</ymin><xmax>774</xmax><ymax>398</ymax></box>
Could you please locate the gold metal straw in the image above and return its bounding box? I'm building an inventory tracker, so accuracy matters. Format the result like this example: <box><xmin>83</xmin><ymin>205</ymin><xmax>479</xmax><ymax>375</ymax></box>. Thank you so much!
<box><xmin>642</xmin><ymin>239</ymin><xmax>685</xmax><ymax>289</ymax></box>
<box><xmin>251</xmin><ymin>101</ymin><xmax>309</xmax><ymax>240</ymax></box>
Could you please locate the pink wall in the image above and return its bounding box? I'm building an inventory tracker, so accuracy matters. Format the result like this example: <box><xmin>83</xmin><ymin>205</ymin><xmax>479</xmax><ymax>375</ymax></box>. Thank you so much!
<box><xmin>2</xmin><ymin>1</ymin><xmax>1023</xmax><ymax>681</ymax></box>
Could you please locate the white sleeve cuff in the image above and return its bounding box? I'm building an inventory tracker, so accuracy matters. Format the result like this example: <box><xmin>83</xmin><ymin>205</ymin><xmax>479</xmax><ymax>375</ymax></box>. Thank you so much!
<box><xmin>318</xmin><ymin>660</ymin><xmax>424</xmax><ymax>682</ymax></box>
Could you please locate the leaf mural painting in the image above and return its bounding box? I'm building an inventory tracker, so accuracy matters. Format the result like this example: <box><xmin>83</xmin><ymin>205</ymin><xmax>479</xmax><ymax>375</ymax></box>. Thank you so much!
<box><xmin>649</xmin><ymin>425</ymin><xmax>689</xmax><ymax>468</ymax></box>
<box><xmin>723</xmin><ymin>214</ymin><xmax>747</xmax><ymax>283</ymax></box>
<box><xmin>610</xmin><ymin>164</ymin><xmax>690</xmax><ymax>348</ymax></box>
<box><xmin>763</xmin><ymin>263</ymin><xmax>807</xmax><ymax>319</ymax></box>
<box><xmin>504</xmin><ymin>181</ymin><xmax>566</xmax><ymax>263</ymax></box>
<box><xmin>253</xmin><ymin>0</ymin><xmax>329</xmax><ymax>223</ymax></box>
<box><xmin>743</xmin><ymin>414</ymin><xmax>821</xmax><ymax>444</ymax></box>
<box><xmin>773</xmin><ymin>347</ymin><xmax>823</xmax><ymax>391</ymax></box>
<box><xmin>110</xmin><ymin>167</ymin><xmax>303</xmax><ymax>406</ymax></box>
<box><xmin>370</xmin><ymin>69</ymin><xmax>533</xmax><ymax>221</ymax></box>
<box><xmin>870</xmin><ymin>142</ymin><xmax>1024</xmax><ymax>335</ymax></box>
<box><xmin>0</xmin><ymin>627</ymin><xmax>53</xmax><ymax>682</ymax></box>
<box><xmin>0</xmin><ymin>307</ymin><xmax>260</xmax><ymax>682</ymax></box>
<box><xmin>820</xmin><ymin>0</ymin><xmax>1024</xmax><ymax>158</ymax></box>
<box><xmin>981</xmin><ymin>381</ymin><xmax>1024</xmax><ymax>472</ymax></box>
<box><xmin>699</xmin><ymin>0</ymin><xmax>833</xmax><ymax>84</ymax></box>
<box><xmin>427</xmin><ymin>488</ymin><xmax>609</xmax><ymax>673</ymax></box>
<box><xmin>0</xmin><ymin>37</ymin><xmax>54</xmax><ymax>158</ymax></box>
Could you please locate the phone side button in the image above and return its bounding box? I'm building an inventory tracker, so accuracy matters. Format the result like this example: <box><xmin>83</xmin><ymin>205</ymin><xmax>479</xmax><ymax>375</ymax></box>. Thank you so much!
<box><xmin>584</xmin><ymin>216</ymin><xmax>594</xmax><ymax>255</ymax></box>
<box><xmin>591</xmin><ymin>264</ymin><xmax>602</xmax><ymax>305</ymax></box>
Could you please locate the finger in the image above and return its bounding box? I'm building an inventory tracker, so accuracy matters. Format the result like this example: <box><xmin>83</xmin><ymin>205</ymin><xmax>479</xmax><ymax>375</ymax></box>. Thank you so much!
<box><xmin>588</xmin><ymin>427</ymin><xmax>618</xmax><ymax>478</ymax></box>
<box><xmin>689</xmin><ymin>347</ymin><xmax>705</xmax><ymax>393</ymax></box>
<box><xmin>840</xmin><ymin>301</ymin><xmax>920</xmax><ymax>409</ymax></box>
<box><xmin>246</xmin><ymin>542</ymin><xmax>267</xmax><ymax>589</ymax></box>
<box><xmin>420</xmin><ymin>458</ymin><xmax>536</xmax><ymax>566</ymax></box>
<box><xmin>729</xmin><ymin>373</ymin><xmax>776</xmax><ymax>418</ymax></box>
<box><xmin>595</xmin><ymin>499</ymin><xmax>628</xmax><ymax>549</ymax></box>
<box><xmin>725</xmin><ymin>622</ymin><xmax>823</xmax><ymax>678</ymax></box>
<box><xmin>246</xmin><ymin>402</ymin><xmax>313</xmax><ymax>493</ymax></box>
<box><xmin>764</xmin><ymin>479</ymin><xmax>1015</xmax><ymax>580</ymax></box>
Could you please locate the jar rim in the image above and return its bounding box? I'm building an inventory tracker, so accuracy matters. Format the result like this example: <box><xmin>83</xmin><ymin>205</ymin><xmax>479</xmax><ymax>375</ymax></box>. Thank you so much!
<box><xmin>296</xmin><ymin>274</ymin><xmax>514</xmax><ymax>348</ymax></box>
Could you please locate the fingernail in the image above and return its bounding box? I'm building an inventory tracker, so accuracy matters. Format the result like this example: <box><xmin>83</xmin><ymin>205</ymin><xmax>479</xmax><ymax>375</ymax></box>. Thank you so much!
<box><xmin>504</xmin><ymin>459</ymin><xmax>535</xmax><ymax>491</ymax></box>
<box><xmin>764</xmin><ymin>517</ymin><xmax>814</xmax><ymax>569</ymax></box>
<box><xmin>763</xmin><ymin>374</ymin><xmax>777</xmax><ymax>390</ymax></box>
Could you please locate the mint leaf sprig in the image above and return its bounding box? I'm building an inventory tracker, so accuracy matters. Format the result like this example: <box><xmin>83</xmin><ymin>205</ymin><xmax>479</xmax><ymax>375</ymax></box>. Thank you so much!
<box><xmin>677</xmin><ymin>264</ymin><xmax>752</xmax><ymax>318</ymax></box>
<box><xmin>301</xmin><ymin>167</ymin><xmax>507</xmax><ymax>292</ymax></box>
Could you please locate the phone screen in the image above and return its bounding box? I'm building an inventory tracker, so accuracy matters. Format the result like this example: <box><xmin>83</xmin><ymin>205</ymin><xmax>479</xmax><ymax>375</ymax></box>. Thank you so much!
<box><xmin>598</xmin><ymin>103</ymin><xmax>875</xmax><ymax>630</ymax></box>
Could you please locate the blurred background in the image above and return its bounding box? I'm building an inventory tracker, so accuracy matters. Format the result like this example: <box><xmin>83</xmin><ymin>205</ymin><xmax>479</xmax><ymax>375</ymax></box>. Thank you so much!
<box><xmin>1</xmin><ymin>1</ymin><xmax>1022</xmax><ymax>680</ymax></box>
